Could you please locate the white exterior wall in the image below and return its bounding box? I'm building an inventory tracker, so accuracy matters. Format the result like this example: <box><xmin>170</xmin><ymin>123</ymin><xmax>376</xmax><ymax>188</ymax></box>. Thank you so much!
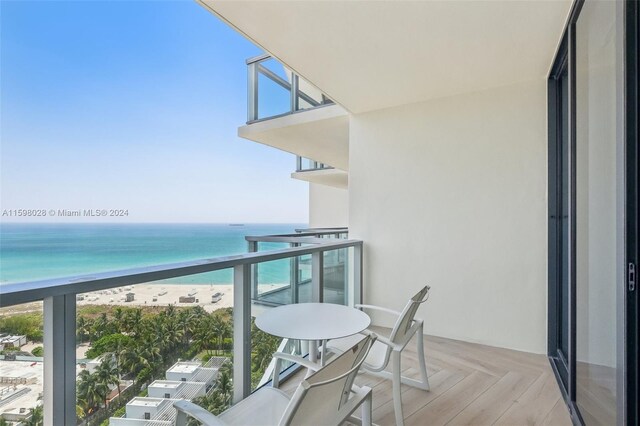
<box><xmin>349</xmin><ymin>79</ymin><xmax>548</xmax><ymax>353</ymax></box>
<box><xmin>147</xmin><ymin>381</ymin><xmax>207</xmax><ymax>399</ymax></box>
<box><xmin>125</xmin><ymin>398</ymin><xmax>171</xmax><ymax>420</ymax></box>
<box><xmin>309</xmin><ymin>183</ymin><xmax>348</xmax><ymax>228</ymax></box>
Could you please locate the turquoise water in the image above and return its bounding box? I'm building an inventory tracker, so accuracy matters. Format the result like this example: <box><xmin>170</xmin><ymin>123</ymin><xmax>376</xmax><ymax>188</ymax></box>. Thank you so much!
<box><xmin>0</xmin><ymin>223</ymin><xmax>305</xmax><ymax>285</ymax></box>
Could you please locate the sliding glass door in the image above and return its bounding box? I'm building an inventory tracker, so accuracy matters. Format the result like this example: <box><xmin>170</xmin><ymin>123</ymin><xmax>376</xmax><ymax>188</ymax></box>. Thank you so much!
<box><xmin>548</xmin><ymin>50</ymin><xmax>571</xmax><ymax>392</ymax></box>
<box><xmin>548</xmin><ymin>1</ymin><xmax>638</xmax><ymax>424</ymax></box>
<box><xmin>575</xmin><ymin>1</ymin><xmax>619</xmax><ymax>423</ymax></box>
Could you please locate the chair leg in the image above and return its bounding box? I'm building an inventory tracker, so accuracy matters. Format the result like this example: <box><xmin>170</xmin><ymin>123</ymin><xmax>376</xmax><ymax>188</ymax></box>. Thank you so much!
<box><xmin>272</xmin><ymin>358</ymin><xmax>281</xmax><ymax>388</ymax></box>
<box><xmin>362</xmin><ymin>390</ymin><xmax>372</xmax><ymax>426</ymax></box>
<box><xmin>392</xmin><ymin>351</ymin><xmax>405</xmax><ymax>426</ymax></box>
<box><xmin>416</xmin><ymin>325</ymin><xmax>430</xmax><ymax>391</ymax></box>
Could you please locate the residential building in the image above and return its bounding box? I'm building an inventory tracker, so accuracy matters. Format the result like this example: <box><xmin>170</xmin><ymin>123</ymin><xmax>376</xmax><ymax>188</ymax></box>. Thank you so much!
<box><xmin>120</xmin><ymin>397</ymin><xmax>175</xmax><ymax>421</ymax></box>
<box><xmin>195</xmin><ymin>1</ymin><xmax>639</xmax><ymax>424</ymax></box>
<box><xmin>164</xmin><ymin>361</ymin><xmax>217</xmax><ymax>389</ymax></box>
<box><xmin>0</xmin><ymin>1</ymin><xmax>637</xmax><ymax>425</ymax></box>
<box><xmin>108</xmin><ymin>358</ymin><xmax>225</xmax><ymax>425</ymax></box>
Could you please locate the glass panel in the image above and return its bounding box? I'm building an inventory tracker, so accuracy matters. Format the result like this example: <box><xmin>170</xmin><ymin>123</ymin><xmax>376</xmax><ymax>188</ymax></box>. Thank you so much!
<box><xmin>297</xmin><ymin>78</ymin><xmax>328</xmax><ymax>111</ymax></box>
<box><xmin>559</xmin><ymin>66</ymin><xmax>570</xmax><ymax>363</ymax></box>
<box><xmin>250</xmin><ymin>254</ymin><xmax>308</xmax><ymax>391</ymax></box>
<box><xmin>323</xmin><ymin>248</ymin><xmax>349</xmax><ymax>305</ymax></box>
<box><xmin>575</xmin><ymin>1</ymin><xmax>619</xmax><ymax>424</ymax></box>
<box><xmin>296</xmin><ymin>254</ymin><xmax>312</xmax><ymax>303</ymax></box>
<box><xmin>76</xmin><ymin>273</ymin><xmax>234</xmax><ymax>424</ymax></box>
<box><xmin>257</xmin><ymin>58</ymin><xmax>291</xmax><ymax>119</ymax></box>
<box><xmin>252</xmin><ymin>244</ymin><xmax>293</xmax><ymax>306</ymax></box>
<box><xmin>0</xmin><ymin>302</ymin><xmax>44</xmax><ymax>425</ymax></box>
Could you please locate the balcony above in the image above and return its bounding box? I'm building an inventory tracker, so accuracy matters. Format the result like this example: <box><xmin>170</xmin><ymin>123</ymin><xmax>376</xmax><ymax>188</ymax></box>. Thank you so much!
<box><xmin>291</xmin><ymin>157</ymin><xmax>347</xmax><ymax>189</ymax></box>
<box><xmin>238</xmin><ymin>102</ymin><xmax>349</xmax><ymax>171</ymax></box>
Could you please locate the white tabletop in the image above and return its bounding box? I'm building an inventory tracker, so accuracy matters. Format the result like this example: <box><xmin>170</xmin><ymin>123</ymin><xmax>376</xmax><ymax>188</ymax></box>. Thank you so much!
<box><xmin>255</xmin><ymin>303</ymin><xmax>370</xmax><ymax>341</ymax></box>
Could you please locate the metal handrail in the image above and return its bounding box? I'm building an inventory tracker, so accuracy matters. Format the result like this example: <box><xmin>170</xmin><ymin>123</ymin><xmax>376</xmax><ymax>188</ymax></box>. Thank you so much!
<box><xmin>295</xmin><ymin>227</ymin><xmax>348</xmax><ymax>234</ymax></box>
<box><xmin>0</xmin><ymin>239</ymin><xmax>361</xmax><ymax>307</ymax></box>
<box><xmin>246</xmin><ymin>53</ymin><xmax>271</xmax><ymax>65</ymax></box>
<box><xmin>246</xmin><ymin>229</ymin><xmax>347</xmax><ymax>244</ymax></box>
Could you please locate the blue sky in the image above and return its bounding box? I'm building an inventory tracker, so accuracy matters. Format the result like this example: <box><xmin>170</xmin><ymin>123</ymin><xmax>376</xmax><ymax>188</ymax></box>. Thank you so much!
<box><xmin>0</xmin><ymin>1</ymin><xmax>308</xmax><ymax>223</ymax></box>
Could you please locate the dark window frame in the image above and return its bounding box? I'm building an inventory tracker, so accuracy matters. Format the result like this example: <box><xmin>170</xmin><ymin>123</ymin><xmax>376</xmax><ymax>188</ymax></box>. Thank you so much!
<box><xmin>548</xmin><ymin>0</ymin><xmax>639</xmax><ymax>424</ymax></box>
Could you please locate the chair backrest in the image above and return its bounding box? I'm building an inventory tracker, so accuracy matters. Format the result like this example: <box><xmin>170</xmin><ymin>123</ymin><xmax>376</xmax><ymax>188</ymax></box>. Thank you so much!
<box><xmin>388</xmin><ymin>285</ymin><xmax>430</xmax><ymax>346</ymax></box>
<box><xmin>280</xmin><ymin>334</ymin><xmax>376</xmax><ymax>426</ymax></box>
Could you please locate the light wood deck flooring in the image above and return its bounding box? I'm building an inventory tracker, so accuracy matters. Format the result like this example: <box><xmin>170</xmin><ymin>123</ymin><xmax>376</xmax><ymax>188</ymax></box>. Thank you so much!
<box><xmin>278</xmin><ymin>327</ymin><xmax>573</xmax><ymax>426</ymax></box>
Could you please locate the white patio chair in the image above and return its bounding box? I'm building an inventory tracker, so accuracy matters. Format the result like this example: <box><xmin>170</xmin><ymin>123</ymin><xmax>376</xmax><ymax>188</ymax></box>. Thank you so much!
<box><xmin>174</xmin><ymin>334</ymin><xmax>377</xmax><ymax>426</ymax></box>
<box><xmin>324</xmin><ymin>285</ymin><xmax>431</xmax><ymax>426</ymax></box>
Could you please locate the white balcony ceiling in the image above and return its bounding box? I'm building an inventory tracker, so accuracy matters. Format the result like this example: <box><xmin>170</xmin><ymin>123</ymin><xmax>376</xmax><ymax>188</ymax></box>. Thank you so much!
<box><xmin>199</xmin><ymin>0</ymin><xmax>572</xmax><ymax>114</ymax></box>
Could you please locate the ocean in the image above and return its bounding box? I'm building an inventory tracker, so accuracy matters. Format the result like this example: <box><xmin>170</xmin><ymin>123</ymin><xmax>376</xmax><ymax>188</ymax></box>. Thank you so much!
<box><xmin>0</xmin><ymin>223</ymin><xmax>305</xmax><ymax>285</ymax></box>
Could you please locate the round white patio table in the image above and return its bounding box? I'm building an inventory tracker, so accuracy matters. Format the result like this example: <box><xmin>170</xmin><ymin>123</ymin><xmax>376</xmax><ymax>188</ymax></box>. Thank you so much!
<box><xmin>255</xmin><ymin>302</ymin><xmax>371</xmax><ymax>366</ymax></box>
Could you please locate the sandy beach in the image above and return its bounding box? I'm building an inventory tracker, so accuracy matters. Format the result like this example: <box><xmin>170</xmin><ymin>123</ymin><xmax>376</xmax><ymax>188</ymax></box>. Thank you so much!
<box><xmin>75</xmin><ymin>284</ymin><xmax>232</xmax><ymax>313</ymax></box>
<box><xmin>0</xmin><ymin>283</ymin><xmax>288</xmax><ymax>316</ymax></box>
<box><xmin>76</xmin><ymin>283</ymin><xmax>286</xmax><ymax>313</ymax></box>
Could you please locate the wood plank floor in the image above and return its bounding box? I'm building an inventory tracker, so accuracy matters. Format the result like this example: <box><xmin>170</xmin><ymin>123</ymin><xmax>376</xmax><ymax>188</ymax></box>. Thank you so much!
<box><xmin>279</xmin><ymin>327</ymin><xmax>572</xmax><ymax>425</ymax></box>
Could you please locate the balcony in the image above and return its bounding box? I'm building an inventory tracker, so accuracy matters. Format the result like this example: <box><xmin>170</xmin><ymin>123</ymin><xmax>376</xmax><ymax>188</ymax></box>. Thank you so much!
<box><xmin>0</xmin><ymin>226</ymin><xmax>573</xmax><ymax>425</ymax></box>
<box><xmin>237</xmin><ymin>55</ymin><xmax>349</xmax><ymax>171</ymax></box>
<box><xmin>0</xmin><ymin>230</ymin><xmax>361</xmax><ymax>425</ymax></box>
<box><xmin>291</xmin><ymin>156</ymin><xmax>348</xmax><ymax>189</ymax></box>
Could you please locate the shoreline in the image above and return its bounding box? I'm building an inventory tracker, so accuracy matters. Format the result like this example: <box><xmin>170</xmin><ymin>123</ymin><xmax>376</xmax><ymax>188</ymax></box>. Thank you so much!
<box><xmin>1</xmin><ymin>283</ymin><xmax>288</xmax><ymax>315</ymax></box>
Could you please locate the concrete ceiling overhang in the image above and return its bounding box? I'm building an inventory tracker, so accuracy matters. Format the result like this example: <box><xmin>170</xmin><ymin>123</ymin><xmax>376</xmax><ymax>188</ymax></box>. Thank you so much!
<box><xmin>199</xmin><ymin>0</ymin><xmax>573</xmax><ymax>114</ymax></box>
<box><xmin>291</xmin><ymin>168</ymin><xmax>349</xmax><ymax>189</ymax></box>
<box><xmin>237</xmin><ymin>104</ymin><xmax>349</xmax><ymax>170</ymax></box>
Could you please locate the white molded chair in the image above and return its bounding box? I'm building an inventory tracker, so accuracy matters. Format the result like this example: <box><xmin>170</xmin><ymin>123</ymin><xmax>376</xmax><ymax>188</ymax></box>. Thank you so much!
<box><xmin>174</xmin><ymin>334</ymin><xmax>377</xmax><ymax>426</ymax></box>
<box><xmin>325</xmin><ymin>285</ymin><xmax>431</xmax><ymax>426</ymax></box>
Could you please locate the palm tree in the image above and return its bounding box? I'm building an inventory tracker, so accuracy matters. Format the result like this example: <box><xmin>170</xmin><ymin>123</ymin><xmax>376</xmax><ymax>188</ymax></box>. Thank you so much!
<box><xmin>211</xmin><ymin>315</ymin><xmax>231</xmax><ymax>355</ymax></box>
<box><xmin>77</xmin><ymin>370</ymin><xmax>105</xmax><ymax>414</ymax></box>
<box><xmin>23</xmin><ymin>405</ymin><xmax>43</xmax><ymax>426</ymax></box>
<box><xmin>123</xmin><ymin>308</ymin><xmax>143</xmax><ymax>335</ymax></box>
<box><xmin>252</xmin><ymin>338</ymin><xmax>275</xmax><ymax>374</ymax></box>
<box><xmin>95</xmin><ymin>356</ymin><xmax>119</xmax><ymax>407</ymax></box>
<box><xmin>215</xmin><ymin>363</ymin><xmax>233</xmax><ymax>407</ymax></box>
<box><xmin>76</xmin><ymin>316</ymin><xmax>88</xmax><ymax>343</ymax></box>
<box><xmin>76</xmin><ymin>404</ymin><xmax>85</xmax><ymax>421</ymax></box>
<box><xmin>113</xmin><ymin>307</ymin><xmax>124</xmax><ymax>333</ymax></box>
<box><xmin>91</xmin><ymin>312</ymin><xmax>111</xmax><ymax>341</ymax></box>
<box><xmin>194</xmin><ymin>318</ymin><xmax>215</xmax><ymax>356</ymax></box>
<box><xmin>118</xmin><ymin>346</ymin><xmax>149</xmax><ymax>383</ymax></box>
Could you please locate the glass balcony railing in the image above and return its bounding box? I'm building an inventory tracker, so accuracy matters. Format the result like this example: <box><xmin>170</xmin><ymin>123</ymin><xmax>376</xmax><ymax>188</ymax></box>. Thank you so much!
<box><xmin>295</xmin><ymin>156</ymin><xmax>334</xmax><ymax>172</ymax></box>
<box><xmin>0</xmin><ymin>230</ymin><xmax>361</xmax><ymax>425</ymax></box>
<box><xmin>247</xmin><ymin>54</ymin><xmax>334</xmax><ymax>123</ymax></box>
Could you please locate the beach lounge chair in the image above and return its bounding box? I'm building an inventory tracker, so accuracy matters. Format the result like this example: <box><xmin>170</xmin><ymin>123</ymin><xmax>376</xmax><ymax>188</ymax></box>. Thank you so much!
<box><xmin>174</xmin><ymin>334</ymin><xmax>377</xmax><ymax>426</ymax></box>
<box><xmin>324</xmin><ymin>285</ymin><xmax>431</xmax><ymax>426</ymax></box>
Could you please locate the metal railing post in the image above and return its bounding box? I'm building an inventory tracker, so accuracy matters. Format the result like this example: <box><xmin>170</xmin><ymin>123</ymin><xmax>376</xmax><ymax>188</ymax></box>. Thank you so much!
<box><xmin>353</xmin><ymin>244</ymin><xmax>363</xmax><ymax>305</ymax></box>
<box><xmin>290</xmin><ymin>243</ymin><xmax>300</xmax><ymax>304</ymax></box>
<box><xmin>247</xmin><ymin>61</ymin><xmax>259</xmax><ymax>122</ymax></box>
<box><xmin>296</xmin><ymin>156</ymin><xmax>302</xmax><ymax>172</ymax></box>
<box><xmin>312</xmin><ymin>251</ymin><xmax>324</xmax><ymax>303</ymax></box>
<box><xmin>290</xmin><ymin>73</ymin><xmax>299</xmax><ymax>112</ymax></box>
<box><xmin>43</xmin><ymin>294</ymin><xmax>76</xmax><ymax>426</ymax></box>
<box><xmin>248</xmin><ymin>241</ymin><xmax>258</xmax><ymax>302</ymax></box>
<box><xmin>233</xmin><ymin>264</ymin><xmax>252</xmax><ymax>403</ymax></box>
